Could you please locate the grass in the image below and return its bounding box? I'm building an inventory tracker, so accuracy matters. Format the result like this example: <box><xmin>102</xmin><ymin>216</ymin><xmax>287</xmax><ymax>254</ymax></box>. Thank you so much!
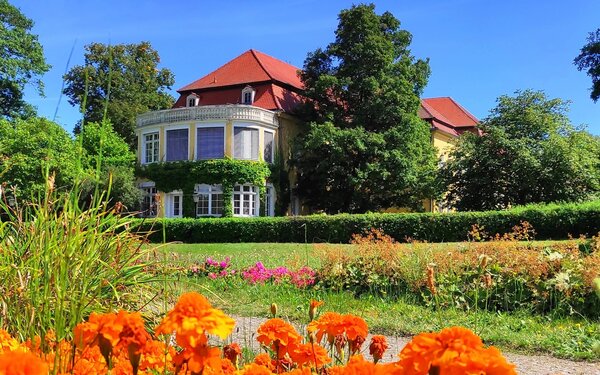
<box><xmin>152</xmin><ymin>241</ymin><xmax>600</xmax><ymax>361</ymax></box>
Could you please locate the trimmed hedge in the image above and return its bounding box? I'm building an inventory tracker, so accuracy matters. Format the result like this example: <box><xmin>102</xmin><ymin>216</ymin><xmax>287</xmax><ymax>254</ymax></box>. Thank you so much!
<box><xmin>133</xmin><ymin>201</ymin><xmax>600</xmax><ymax>243</ymax></box>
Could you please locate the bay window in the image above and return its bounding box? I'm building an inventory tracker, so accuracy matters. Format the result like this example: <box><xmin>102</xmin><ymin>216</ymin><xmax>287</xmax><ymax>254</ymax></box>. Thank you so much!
<box><xmin>143</xmin><ymin>132</ymin><xmax>159</xmax><ymax>164</ymax></box>
<box><xmin>233</xmin><ymin>184</ymin><xmax>258</xmax><ymax>216</ymax></box>
<box><xmin>195</xmin><ymin>184</ymin><xmax>223</xmax><ymax>217</ymax></box>
<box><xmin>197</xmin><ymin>126</ymin><xmax>224</xmax><ymax>160</ymax></box>
<box><xmin>166</xmin><ymin>128</ymin><xmax>189</xmax><ymax>161</ymax></box>
<box><xmin>234</xmin><ymin>127</ymin><xmax>258</xmax><ymax>160</ymax></box>
<box><xmin>264</xmin><ymin>131</ymin><xmax>274</xmax><ymax>163</ymax></box>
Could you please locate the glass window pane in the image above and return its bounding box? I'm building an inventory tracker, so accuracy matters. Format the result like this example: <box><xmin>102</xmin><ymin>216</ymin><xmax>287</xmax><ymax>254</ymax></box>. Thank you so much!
<box><xmin>234</xmin><ymin>128</ymin><xmax>258</xmax><ymax>160</ymax></box>
<box><xmin>197</xmin><ymin>127</ymin><xmax>224</xmax><ymax>160</ymax></box>
<box><xmin>166</xmin><ymin>129</ymin><xmax>189</xmax><ymax>161</ymax></box>
<box><xmin>264</xmin><ymin>131</ymin><xmax>274</xmax><ymax>163</ymax></box>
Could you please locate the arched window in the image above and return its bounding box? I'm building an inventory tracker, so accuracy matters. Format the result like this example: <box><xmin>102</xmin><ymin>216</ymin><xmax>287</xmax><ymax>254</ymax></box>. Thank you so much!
<box><xmin>187</xmin><ymin>94</ymin><xmax>199</xmax><ymax>107</ymax></box>
<box><xmin>241</xmin><ymin>85</ymin><xmax>256</xmax><ymax>105</ymax></box>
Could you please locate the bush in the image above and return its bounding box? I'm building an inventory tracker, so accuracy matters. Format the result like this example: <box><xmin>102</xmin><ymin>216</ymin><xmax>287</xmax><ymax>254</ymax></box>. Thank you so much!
<box><xmin>133</xmin><ymin>200</ymin><xmax>600</xmax><ymax>243</ymax></box>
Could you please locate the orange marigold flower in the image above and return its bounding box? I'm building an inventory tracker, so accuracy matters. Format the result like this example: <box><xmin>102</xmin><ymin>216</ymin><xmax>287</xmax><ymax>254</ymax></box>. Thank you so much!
<box><xmin>155</xmin><ymin>292</ymin><xmax>235</xmax><ymax>350</ymax></box>
<box><xmin>0</xmin><ymin>330</ymin><xmax>21</xmax><ymax>354</ymax></box>
<box><xmin>174</xmin><ymin>345</ymin><xmax>223</xmax><ymax>374</ymax></box>
<box><xmin>369</xmin><ymin>335</ymin><xmax>388</xmax><ymax>363</ymax></box>
<box><xmin>329</xmin><ymin>354</ymin><xmax>403</xmax><ymax>375</ymax></box>
<box><xmin>221</xmin><ymin>357</ymin><xmax>236</xmax><ymax>374</ymax></box>
<box><xmin>236</xmin><ymin>362</ymin><xmax>274</xmax><ymax>375</ymax></box>
<box><xmin>308</xmin><ymin>300</ymin><xmax>324</xmax><ymax>321</ymax></box>
<box><xmin>223</xmin><ymin>343</ymin><xmax>242</xmax><ymax>366</ymax></box>
<box><xmin>256</xmin><ymin>319</ymin><xmax>302</xmax><ymax>358</ymax></box>
<box><xmin>289</xmin><ymin>342</ymin><xmax>331</xmax><ymax>367</ymax></box>
<box><xmin>398</xmin><ymin>326</ymin><xmax>516</xmax><ymax>375</ymax></box>
<box><xmin>253</xmin><ymin>353</ymin><xmax>275</xmax><ymax>371</ymax></box>
<box><xmin>139</xmin><ymin>339</ymin><xmax>175</xmax><ymax>373</ymax></box>
<box><xmin>307</xmin><ymin>312</ymin><xmax>344</xmax><ymax>345</ymax></box>
<box><xmin>0</xmin><ymin>350</ymin><xmax>49</xmax><ymax>375</ymax></box>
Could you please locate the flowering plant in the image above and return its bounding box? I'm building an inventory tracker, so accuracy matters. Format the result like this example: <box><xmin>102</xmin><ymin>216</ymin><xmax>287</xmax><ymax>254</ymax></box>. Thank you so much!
<box><xmin>0</xmin><ymin>292</ymin><xmax>516</xmax><ymax>375</ymax></box>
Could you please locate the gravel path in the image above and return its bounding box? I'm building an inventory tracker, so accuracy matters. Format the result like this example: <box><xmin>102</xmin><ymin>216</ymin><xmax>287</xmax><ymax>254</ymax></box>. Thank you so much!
<box><xmin>226</xmin><ymin>316</ymin><xmax>600</xmax><ymax>375</ymax></box>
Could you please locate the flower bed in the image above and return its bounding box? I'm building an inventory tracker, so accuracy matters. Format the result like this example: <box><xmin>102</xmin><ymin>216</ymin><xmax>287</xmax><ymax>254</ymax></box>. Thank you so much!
<box><xmin>0</xmin><ymin>292</ymin><xmax>516</xmax><ymax>374</ymax></box>
<box><xmin>189</xmin><ymin>257</ymin><xmax>317</xmax><ymax>289</ymax></box>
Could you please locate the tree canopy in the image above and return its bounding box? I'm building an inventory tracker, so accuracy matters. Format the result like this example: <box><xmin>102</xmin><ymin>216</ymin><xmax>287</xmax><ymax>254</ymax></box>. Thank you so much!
<box><xmin>441</xmin><ymin>90</ymin><xmax>600</xmax><ymax>211</ymax></box>
<box><xmin>0</xmin><ymin>0</ymin><xmax>50</xmax><ymax>119</ymax></box>
<box><xmin>293</xmin><ymin>3</ymin><xmax>438</xmax><ymax>213</ymax></box>
<box><xmin>63</xmin><ymin>42</ymin><xmax>175</xmax><ymax>148</ymax></box>
<box><xmin>0</xmin><ymin>117</ymin><xmax>80</xmax><ymax>199</ymax></box>
<box><xmin>574</xmin><ymin>28</ymin><xmax>600</xmax><ymax>102</ymax></box>
<box><xmin>76</xmin><ymin>121</ymin><xmax>140</xmax><ymax>208</ymax></box>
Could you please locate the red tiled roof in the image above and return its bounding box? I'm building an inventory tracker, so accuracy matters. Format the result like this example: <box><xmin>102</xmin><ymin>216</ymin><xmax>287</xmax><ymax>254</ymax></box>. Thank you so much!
<box><xmin>421</xmin><ymin>97</ymin><xmax>479</xmax><ymax>127</ymax></box>
<box><xmin>178</xmin><ymin>49</ymin><xmax>303</xmax><ymax>92</ymax></box>
<box><xmin>173</xmin><ymin>83</ymin><xmax>303</xmax><ymax>112</ymax></box>
<box><xmin>419</xmin><ymin>97</ymin><xmax>479</xmax><ymax>136</ymax></box>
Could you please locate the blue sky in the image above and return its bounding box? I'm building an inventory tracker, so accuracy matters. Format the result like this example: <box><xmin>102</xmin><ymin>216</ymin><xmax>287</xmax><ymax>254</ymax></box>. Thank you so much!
<box><xmin>14</xmin><ymin>0</ymin><xmax>600</xmax><ymax>135</ymax></box>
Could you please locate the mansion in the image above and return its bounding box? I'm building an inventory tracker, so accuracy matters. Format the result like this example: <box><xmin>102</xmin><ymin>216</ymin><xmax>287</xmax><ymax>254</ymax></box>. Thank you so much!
<box><xmin>136</xmin><ymin>50</ymin><xmax>479</xmax><ymax>218</ymax></box>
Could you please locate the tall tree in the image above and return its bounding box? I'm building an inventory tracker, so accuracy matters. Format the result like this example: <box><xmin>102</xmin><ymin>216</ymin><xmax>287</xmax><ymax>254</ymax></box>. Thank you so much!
<box><xmin>0</xmin><ymin>0</ymin><xmax>50</xmax><ymax>119</ymax></box>
<box><xmin>63</xmin><ymin>42</ymin><xmax>175</xmax><ymax>148</ymax></box>
<box><xmin>293</xmin><ymin>3</ymin><xmax>438</xmax><ymax>213</ymax></box>
<box><xmin>574</xmin><ymin>28</ymin><xmax>600</xmax><ymax>102</ymax></box>
<box><xmin>77</xmin><ymin>121</ymin><xmax>141</xmax><ymax>208</ymax></box>
<box><xmin>441</xmin><ymin>90</ymin><xmax>600</xmax><ymax>211</ymax></box>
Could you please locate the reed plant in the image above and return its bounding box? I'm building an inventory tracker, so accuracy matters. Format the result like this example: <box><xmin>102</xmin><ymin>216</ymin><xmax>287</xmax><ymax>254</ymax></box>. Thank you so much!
<box><xmin>0</xmin><ymin>174</ymin><xmax>157</xmax><ymax>349</ymax></box>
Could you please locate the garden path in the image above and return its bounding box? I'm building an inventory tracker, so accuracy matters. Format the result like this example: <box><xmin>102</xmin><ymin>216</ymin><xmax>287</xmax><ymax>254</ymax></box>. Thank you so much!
<box><xmin>227</xmin><ymin>316</ymin><xmax>600</xmax><ymax>375</ymax></box>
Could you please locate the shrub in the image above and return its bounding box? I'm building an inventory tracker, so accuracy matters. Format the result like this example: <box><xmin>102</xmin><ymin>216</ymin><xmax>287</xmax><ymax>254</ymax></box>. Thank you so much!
<box><xmin>133</xmin><ymin>200</ymin><xmax>600</xmax><ymax>243</ymax></box>
<box><xmin>315</xmin><ymin>229</ymin><xmax>600</xmax><ymax>317</ymax></box>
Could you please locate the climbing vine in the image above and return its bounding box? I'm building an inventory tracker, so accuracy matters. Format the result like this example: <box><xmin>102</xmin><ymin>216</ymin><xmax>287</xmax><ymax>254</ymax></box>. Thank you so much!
<box><xmin>137</xmin><ymin>159</ymin><xmax>271</xmax><ymax>217</ymax></box>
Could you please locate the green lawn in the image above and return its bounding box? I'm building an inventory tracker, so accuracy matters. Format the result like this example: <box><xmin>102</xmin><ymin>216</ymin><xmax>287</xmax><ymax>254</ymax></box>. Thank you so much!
<box><xmin>151</xmin><ymin>241</ymin><xmax>600</xmax><ymax>361</ymax></box>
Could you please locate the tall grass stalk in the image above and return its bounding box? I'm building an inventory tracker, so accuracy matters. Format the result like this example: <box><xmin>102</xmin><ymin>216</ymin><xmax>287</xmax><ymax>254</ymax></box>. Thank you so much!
<box><xmin>0</xmin><ymin>176</ymin><xmax>156</xmax><ymax>353</ymax></box>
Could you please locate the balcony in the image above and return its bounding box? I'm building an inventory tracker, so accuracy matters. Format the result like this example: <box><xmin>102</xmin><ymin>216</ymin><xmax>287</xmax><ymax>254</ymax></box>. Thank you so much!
<box><xmin>136</xmin><ymin>104</ymin><xmax>279</xmax><ymax>128</ymax></box>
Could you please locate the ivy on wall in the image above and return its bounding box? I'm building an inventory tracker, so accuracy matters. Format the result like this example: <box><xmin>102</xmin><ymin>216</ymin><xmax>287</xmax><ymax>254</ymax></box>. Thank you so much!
<box><xmin>137</xmin><ymin>159</ymin><xmax>271</xmax><ymax>217</ymax></box>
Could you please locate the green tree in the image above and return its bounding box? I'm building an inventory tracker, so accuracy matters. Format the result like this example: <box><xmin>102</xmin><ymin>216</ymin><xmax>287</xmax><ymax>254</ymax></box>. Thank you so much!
<box><xmin>293</xmin><ymin>3</ymin><xmax>438</xmax><ymax>213</ymax></box>
<box><xmin>441</xmin><ymin>90</ymin><xmax>600</xmax><ymax>211</ymax></box>
<box><xmin>0</xmin><ymin>0</ymin><xmax>50</xmax><ymax>119</ymax></box>
<box><xmin>574</xmin><ymin>28</ymin><xmax>600</xmax><ymax>102</ymax></box>
<box><xmin>77</xmin><ymin>121</ymin><xmax>141</xmax><ymax>208</ymax></box>
<box><xmin>63</xmin><ymin>42</ymin><xmax>175</xmax><ymax>148</ymax></box>
<box><xmin>0</xmin><ymin>117</ymin><xmax>80</xmax><ymax>199</ymax></box>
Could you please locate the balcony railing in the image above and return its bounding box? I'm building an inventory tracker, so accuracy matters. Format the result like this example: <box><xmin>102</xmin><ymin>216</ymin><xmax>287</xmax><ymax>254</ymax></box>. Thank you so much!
<box><xmin>136</xmin><ymin>105</ymin><xmax>279</xmax><ymax>128</ymax></box>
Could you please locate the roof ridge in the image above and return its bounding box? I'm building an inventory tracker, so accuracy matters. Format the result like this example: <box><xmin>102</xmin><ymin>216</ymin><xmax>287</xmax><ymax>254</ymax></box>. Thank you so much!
<box><xmin>251</xmin><ymin>49</ymin><xmax>275</xmax><ymax>82</ymax></box>
<box><xmin>447</xmin><ymin>96</ymin><xmax>480</xmax><ymax>124</ymax></box>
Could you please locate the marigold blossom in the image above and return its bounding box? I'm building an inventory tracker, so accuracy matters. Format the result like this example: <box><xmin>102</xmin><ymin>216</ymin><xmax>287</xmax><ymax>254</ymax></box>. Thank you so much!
<box><xmin>369</xmin><ymin>335</ymin><xmax>388</xmax><ymax>363</ymax></box>
<box><xmin>256</xmin><ymin>319</ymin><xmax>302</xmax><ymax>358</ymax></box>
<box><xmin>155</xmin><ymin>292</ymin><xmax>235</xmax><ymax>350</ymax></box>
<box><xmin>0</xmin><ymin>350</ymin><xmax>49</xmax><ymax>375</ymax></box>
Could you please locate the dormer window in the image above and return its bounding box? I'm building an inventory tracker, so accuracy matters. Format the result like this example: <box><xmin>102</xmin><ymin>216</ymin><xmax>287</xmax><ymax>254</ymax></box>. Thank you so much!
<box><xmin>241</xmin><ymin>86</ymin><xmax>255</xmax><ymax>105</ymax></box>
<box><xmin>187</xmin><ymin>94</ymin><xmax>199</xmax><ymax>107</ymax></box>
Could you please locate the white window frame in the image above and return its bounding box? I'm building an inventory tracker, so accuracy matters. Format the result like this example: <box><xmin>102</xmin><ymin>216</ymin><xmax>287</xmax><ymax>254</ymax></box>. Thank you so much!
<box><xmin>194</xmin><ymin>184</ymin><xmax>224</xmax><ymax>217</ymax></box>
<box><xmin>233</xmin><ymin>124</ymin><xmax>260</xmax><ymax>161</ymax></box>
<box><xmin>233</xmin><ymin>184</ymin><xmax>259</xmax><ymax>217</ymax></box>
<box><xmin>241</xmin><ymin>85</ymin><xmax>256</xmax><ymax>105</ymax></box>
<box><xmin>194</xmin><ymin>123</ymin><xmax>226</xmax><ymax>160</ymax></box>
<box><xmin>265</xmin><ymin>183</ymin><xmax>275</xmax><ymax>217</ymax></box>
<box><xmin>263</xmin><ymin>130</ymin><xmax>275</xmax><ymax>164</ymax></box>
<box><xmin>165</xmin><ymin>125</ymin><xmax>191</xmax><ymax>162</ymax></box>
<box><xmin>141</xmin><ymin>128</ymin><xmax>160</xmax><ymax>164</ymax></box>
<box><xmin>139</xmin><ymin>181</ymin><xmax>158</xmax><ymax>217</ymax></box>
<box><xmin>165</xmin><ymin>190</ymin><xmax>183</xmax><ymax>218</ymax></box>
<box><xmin>187</xmin><ymin>94</ymin><xmax>199</xmax><ymax>107</ymax></box>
